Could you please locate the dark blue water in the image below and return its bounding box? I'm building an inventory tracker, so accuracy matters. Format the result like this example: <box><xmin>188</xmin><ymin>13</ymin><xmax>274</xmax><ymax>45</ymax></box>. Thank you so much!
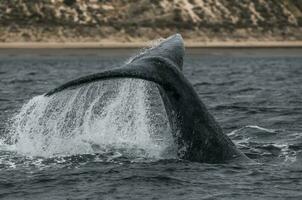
<box><xmin>0</xmin><ymin>48</ymin><xmax>302</xmax><ymax>199</ymax></box>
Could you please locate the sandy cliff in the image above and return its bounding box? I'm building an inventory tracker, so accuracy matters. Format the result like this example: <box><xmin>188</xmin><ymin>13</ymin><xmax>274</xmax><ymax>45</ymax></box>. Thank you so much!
<box><xmin>0</xmin><ymin>0</ymin><xmax>301</xmax><ymax>43</ymax></box>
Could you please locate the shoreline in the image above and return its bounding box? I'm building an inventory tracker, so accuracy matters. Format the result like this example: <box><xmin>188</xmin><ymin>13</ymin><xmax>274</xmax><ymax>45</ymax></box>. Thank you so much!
<box><xmin>0</xmin><ymin>41</ymin><xmax>302</xmax><ymax>48</ymax></box>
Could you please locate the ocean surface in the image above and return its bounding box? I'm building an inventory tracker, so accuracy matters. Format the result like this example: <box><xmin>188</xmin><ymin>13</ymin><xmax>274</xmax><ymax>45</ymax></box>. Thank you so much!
<box><xmin>0</xmin><ymin>48</ymin><xmax>301</xmax><ymax>200</ymax></box>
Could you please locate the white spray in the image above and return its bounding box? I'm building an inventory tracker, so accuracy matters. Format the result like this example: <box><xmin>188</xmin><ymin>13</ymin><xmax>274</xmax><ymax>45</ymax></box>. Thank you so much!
<box><xmin>8</xmin><ymin>79</ymin><xmax>176</xmax><ymax>159</ymax></box>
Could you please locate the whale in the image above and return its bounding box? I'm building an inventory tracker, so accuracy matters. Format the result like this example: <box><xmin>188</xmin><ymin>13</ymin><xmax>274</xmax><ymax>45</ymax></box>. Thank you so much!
<box><xmin>46</xmin><ymin>34</ymin><xmax>250</xmax><ymax>163</ymax></box>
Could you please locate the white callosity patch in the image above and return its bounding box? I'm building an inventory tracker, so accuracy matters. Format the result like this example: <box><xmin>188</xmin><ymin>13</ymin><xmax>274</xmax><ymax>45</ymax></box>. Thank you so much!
<box><xmin>8</xmin><ymin>79</ymin><xmax>176</xmax><ymax>159</ymax></box>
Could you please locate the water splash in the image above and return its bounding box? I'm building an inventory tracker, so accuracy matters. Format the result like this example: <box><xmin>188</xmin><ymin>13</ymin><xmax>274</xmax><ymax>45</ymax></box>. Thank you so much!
<box><xmin>126</xmin><ymin>38</ymin><xmax>165</xmax><ymax>64</ymax></box>
<box><xmin>7</xmin><ymin>79</ymin><xmax>176</xmax><ymax>159</ymax></box>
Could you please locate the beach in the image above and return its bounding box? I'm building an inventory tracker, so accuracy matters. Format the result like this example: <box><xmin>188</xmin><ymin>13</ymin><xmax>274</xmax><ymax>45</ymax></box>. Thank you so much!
<box><xmin>1</xmin><ymin>40</ymin><xmax>302</xmax><ymax>49</ymax></box>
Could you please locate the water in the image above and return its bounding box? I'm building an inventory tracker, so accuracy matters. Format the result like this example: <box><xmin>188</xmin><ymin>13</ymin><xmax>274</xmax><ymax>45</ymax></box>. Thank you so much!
<box><xmin>0</xmin><ymin>48</ymin><xmax>302</xmax><ymax>199</ymax></box>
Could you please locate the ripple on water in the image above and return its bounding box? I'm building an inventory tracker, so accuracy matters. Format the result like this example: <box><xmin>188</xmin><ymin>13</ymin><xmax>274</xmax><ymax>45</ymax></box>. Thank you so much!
<box><xmin>1</xmin><ymin>50</ymin><xmax>302</xmax><ymax>199</ymax></box>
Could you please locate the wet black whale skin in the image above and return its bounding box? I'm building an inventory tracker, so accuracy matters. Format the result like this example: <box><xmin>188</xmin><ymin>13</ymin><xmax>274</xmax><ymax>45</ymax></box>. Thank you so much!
<box><xmin>46</xmin><ymin>34</ymin><xmax>250</xmax><ymax>163</ymax></box>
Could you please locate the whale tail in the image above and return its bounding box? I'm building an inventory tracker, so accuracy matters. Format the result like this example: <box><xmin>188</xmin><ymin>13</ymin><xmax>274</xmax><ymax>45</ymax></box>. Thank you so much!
<box><xmin>44</xmin><ymin>34</ymin><xmax>250</xmax><ymax>163</ymax></box>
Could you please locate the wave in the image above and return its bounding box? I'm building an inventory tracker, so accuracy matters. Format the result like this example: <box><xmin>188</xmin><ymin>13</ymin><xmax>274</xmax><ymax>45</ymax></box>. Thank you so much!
<box><xmin>227</xmin><ymin>125</ymin><xmax>278</xmax><ymax>137</ymax></box>
<box><xmin>228</xmin><ymin>125</ymin><xmax>301</xmax><ymax>164</ymax></box>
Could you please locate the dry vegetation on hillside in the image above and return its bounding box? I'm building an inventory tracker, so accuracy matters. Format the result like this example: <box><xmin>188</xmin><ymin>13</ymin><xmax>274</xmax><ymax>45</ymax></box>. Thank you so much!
<box><xmin>0</xmin><ymin>0</ymin><xmax>301</xmax><ymax>42</ymax></box>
